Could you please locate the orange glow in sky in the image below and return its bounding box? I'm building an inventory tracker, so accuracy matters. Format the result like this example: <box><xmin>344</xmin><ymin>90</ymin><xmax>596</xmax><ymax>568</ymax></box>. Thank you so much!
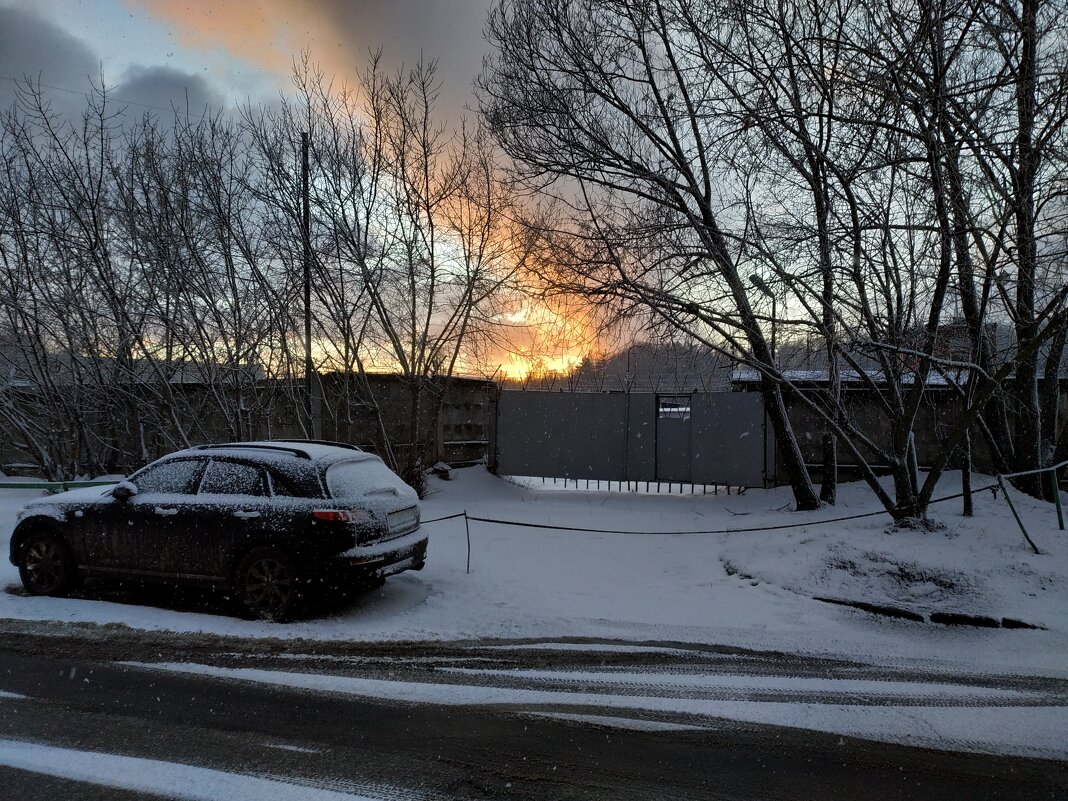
<box><xmin>128</xmin><ymin>0</ymin><xmax>600</xmax><ymax>381</ymax></box>
<box><xmin>131</xmin><ymin>0</ymin><xmax>326</xmax><ymax>75</ymax></box>
<box><xmin>487</xmin><ymin>300</ymin><xmax>597</xmax><ymax>380</ymax></box>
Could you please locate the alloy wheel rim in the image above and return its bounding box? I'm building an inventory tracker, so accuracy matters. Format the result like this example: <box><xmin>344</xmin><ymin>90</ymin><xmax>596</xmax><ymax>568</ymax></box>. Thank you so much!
<box><xmin>25</xmin><ymin>541</ymin><xmax>63</xmax><ymax>591</ymax></box>
<box><xmin>244</xmin><ymin>557</ymin><xmax>291</xmax><ymax>614</ymax></box>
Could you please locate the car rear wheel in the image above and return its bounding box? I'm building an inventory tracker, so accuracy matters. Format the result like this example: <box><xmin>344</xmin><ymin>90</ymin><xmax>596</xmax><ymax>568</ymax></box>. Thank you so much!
<box><xmin>18</xmin><ymin>531</ymin><xmax>78</xmax><ymax>597</ymax></box>
<box><xmin>234</xmin><ymin>548</ymin><xmax>300</xmax><ymax>622</ymax></box>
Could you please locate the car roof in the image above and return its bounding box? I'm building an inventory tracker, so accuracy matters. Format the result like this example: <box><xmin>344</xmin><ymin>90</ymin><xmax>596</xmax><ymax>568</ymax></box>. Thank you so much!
<box><xmin>162</xmin><ymin>441</ymin><xmax>377</xmax><ymax>466</ymax></box>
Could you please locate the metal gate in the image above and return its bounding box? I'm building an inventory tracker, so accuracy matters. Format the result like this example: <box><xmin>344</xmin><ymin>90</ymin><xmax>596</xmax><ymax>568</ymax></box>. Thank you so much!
<box><xmin>655</xmin><ymin>395</ymin><xmax>691</xmax><ymax>482</ymax></box>
<box><xmin>489</xmin><ymin>391</ymin><xmax>773</xmax><ymax>487</ymax></box>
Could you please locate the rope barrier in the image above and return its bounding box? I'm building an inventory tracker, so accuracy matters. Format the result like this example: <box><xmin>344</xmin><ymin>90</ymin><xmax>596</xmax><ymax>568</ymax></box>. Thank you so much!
<box><xmin>420</xmin><ymin>483</ymin><xmax>1000</xmax><ymax>536</ymax></box>
<box><xmin>420</xmin><ymin>511</ymin><xmax>468</xmax><ymax>525</ymax></box>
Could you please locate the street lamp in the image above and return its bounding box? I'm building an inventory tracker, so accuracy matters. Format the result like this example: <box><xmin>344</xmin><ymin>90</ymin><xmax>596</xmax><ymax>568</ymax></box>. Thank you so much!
<box><xmin>748</xmin><ymin>274</ymin><xmax>777</xmax><ymax>362</ymax></box>
<box><xmin>626</xmin><ymin>342</ymin><xmax>653</xmax><ymax>392</ymax></box>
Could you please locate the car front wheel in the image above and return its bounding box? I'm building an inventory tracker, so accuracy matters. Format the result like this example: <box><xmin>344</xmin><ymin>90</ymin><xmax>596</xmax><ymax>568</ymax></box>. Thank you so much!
<box><xmin>18</xmin><ymin>531</ymin><xmax>78</xmax><ymax>597</ymax></box>
<box><xmin>234</xmin><ymin>548</ymin><xmax>301</xmax><ymax>622</ymax></box>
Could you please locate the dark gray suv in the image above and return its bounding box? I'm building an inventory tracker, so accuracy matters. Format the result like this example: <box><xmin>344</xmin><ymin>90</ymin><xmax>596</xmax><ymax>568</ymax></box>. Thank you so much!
<box><xmin>9</xmin><ymin>441</ymin><xmax>426</xmax><ymax>621</ymax></box>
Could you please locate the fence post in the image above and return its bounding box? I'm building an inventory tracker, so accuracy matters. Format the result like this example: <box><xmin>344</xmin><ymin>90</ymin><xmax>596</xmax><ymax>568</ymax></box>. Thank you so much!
<box><xmin>464</xmin><ymin>510</ymin><xmax>471</xmax><ymax>574</ymax></box>
<box><xmin>997</xmin><ymin>475</ymin><xmax>1041</xmax><ymax>555</ymax></box>
<box><xmin>1051</xmin><ymin>469</ymin><xmax>1065</xmax><ymax>531</ymax></box>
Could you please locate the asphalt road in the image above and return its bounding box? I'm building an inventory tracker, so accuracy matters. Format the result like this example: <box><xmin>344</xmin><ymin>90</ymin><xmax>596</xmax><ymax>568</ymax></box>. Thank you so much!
<box><xmin>0</xmin><ymin>624</ymin><xmax>1065</xmax><ymax>801</ymax></box>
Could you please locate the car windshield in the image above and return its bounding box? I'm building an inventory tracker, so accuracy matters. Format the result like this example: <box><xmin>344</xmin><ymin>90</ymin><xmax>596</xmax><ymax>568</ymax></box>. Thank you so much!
<box><xmin>325</xmin><ymin>459</ymin><xmax>413</xmax><ymax>501</ymax></box>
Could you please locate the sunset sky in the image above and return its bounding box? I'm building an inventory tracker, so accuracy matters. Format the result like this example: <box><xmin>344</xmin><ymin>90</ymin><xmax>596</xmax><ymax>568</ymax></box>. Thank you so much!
<box><xmin>0</xmin><ymin>1</ymin><xmax>491</xmax><ymax>121</ymax></box>
<box><xmin>0</xmin><ymin>1</ymin><xmax>601</xmax><ymax>378</ymax></box>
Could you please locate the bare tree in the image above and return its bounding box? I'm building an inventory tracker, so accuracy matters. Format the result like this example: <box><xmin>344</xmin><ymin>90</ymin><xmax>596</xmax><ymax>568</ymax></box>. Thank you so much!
<box><xmin>246</xmin><ymin>56</ymin><xmax>520</xmax><ymax>491</ymax></box>
<box><xmin>481</xmin><ymin>0</ymin><xmax>823</xmax><ymax>509</ymax></box>
<box><xmin>479</xmin><ymin>0</ymin><xmax>1068</xmax><ymax>521</ymax></box>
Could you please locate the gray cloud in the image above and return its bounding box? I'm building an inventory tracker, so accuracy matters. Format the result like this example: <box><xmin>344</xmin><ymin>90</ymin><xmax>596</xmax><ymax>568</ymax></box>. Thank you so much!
<box><xmin>123</xmin><ymin>0</ymin><xmax>494</xmax><ymax>120</ymax></box>
<box><xmin>114</xmin><ymin>64</ymin><xmax>224</xmax><ymax>118</ymax></box>
<box><xmin>309</xmin><ymin>0</ymin><xmax>492</xmax><ymax>120</ymax></box>
<box><xmin>0</xmin><ymin>4</ymin><xmax>226</xmax><ymax>120</ymax></box>
<box><xmin>0</xmin><ymin>4</ymin><xmax>100</xmax><ymax>114</ymax></box>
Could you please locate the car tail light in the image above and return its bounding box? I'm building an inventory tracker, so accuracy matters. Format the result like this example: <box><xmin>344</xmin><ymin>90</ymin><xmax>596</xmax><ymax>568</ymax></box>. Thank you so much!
<box><xmin>313</xmin><ymin>509</ymin><xmax>371</xmax><ymax>524</ymax></box>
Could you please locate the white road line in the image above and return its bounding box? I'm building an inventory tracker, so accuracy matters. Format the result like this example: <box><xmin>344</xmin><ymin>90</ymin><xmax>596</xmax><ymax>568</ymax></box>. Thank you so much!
<box><xmin>523</xmin><ymin>712</ymin><xmax>709</xmax><ymax>732</ymax></box>
<box><xmin>0</xmin><ymin>738</ymin><xmax>403</xmax><ymax>801</ymax></box>
<box><xmin>265</xmin><ymin>742</ymin><xmax>322</xmax><ymax>754</ymax></box>
<box><xmin>441</xmin><ymin>667</ymin><xmax>1039</xmax><ymax>700</ymax></box>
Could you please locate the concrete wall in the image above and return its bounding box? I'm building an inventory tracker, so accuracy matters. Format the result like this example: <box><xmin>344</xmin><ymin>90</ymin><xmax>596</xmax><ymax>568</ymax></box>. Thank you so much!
<box><xmin>0</xmin><ymin>374</ymin><xmax>493</xmax><ymax>477</ymax></box>
<box><xmin>776</xmin><ymin>384</ymin><xmax>1068</xmax><ymax>478</ymax></box>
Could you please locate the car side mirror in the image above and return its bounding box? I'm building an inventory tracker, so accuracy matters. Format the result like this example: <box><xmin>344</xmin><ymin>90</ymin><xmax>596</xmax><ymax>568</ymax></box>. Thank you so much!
<box><xmin>112</xmin><ymin>481</ymin><xmax>138</xmax><ymax>501</ymax></box>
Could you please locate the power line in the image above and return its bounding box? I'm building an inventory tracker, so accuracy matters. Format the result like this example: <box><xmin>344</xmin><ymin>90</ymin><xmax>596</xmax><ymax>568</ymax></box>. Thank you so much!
<box><xmin>0</xmin><ymin>73</ymin><xmax>216</xmax><ymax>117</ymax></box>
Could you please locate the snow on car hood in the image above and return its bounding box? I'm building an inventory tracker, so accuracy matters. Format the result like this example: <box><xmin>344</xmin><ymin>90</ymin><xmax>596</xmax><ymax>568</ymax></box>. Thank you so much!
<box><xmin>24</xmin><ymin>485</ymin><xmax>114</xmax><ymax>507</ymax></box>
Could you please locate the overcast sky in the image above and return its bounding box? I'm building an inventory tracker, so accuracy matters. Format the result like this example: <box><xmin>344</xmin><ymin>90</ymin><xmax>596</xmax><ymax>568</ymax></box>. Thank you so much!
<box><xmin>0</xmin><ymin>1</ymin><xmax>493</xmax><ymax>121</ymax></box>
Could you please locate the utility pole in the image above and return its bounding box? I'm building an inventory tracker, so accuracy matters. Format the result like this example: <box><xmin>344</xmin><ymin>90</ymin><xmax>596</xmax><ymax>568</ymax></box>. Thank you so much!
<box><xmin>301</xmin><ymin>131</ymin><xmax>314</xmax><ymax>436</ymax></box>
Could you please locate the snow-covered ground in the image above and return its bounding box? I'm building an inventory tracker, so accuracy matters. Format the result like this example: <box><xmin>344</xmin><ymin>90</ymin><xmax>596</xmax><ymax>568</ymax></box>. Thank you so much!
<box><xmin>1</xmin><ymin>467</ymin><xmax>1066</xmax><ymax>678</ymax></box>
<box><xmin>3</xmin><ymin>469</ymin><xmax>1067</xmax><ymax>761</ymax></box>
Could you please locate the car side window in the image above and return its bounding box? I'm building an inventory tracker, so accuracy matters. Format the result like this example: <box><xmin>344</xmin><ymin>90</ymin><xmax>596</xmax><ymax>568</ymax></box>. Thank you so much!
<box><xmin>199</xmin><ymin>460</ymin><xmax>268</xmax><ymax>497</ymax></box>
<box><xmin>269</xmin><ymin>471</ymin><xmax>302</xmax><ymax>497</ymax></box>
<box><xmin>132</xmin><ymin>460</ymin><xmax>205</xmax><ymax>495</ymax></box>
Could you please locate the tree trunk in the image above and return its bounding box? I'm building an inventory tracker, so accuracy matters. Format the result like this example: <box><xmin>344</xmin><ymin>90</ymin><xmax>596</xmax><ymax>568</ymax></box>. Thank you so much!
<box><xmin>762</xmin><ymin>378</ymin><xmax>820</xmax><ymax>510</ymax></box>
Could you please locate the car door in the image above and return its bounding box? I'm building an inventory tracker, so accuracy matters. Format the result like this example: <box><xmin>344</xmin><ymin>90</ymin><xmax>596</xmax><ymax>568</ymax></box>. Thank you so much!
<box><xmin>58</xmin><ymin>487</ymin><xmax>123</xmax><ymax>570</ymax></box>
<box><xmin>84</xmin><ymin>458</ymin><xmax>207</xmax><ymax>577</ymax></box>
<box><xmin>188</xmin><ymin>459</ymin><xmax>274</xmax><ymax>577</ymax></box>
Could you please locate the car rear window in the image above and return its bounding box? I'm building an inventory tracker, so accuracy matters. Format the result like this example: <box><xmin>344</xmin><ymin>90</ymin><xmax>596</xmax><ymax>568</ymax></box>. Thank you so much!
<box><xmin>326</xmin><ymin>459</ymin><xmax>413</xmax><ymax>501</ymax></box>
<box><xmin>199</xmin><ymin>460</ymin><xmax>268</xmax><ymax>496</ymax></box>
<box><xmin>268</xmin><ymin>471</ymin><xmax>305</xmax><ymax>497</ymax></box>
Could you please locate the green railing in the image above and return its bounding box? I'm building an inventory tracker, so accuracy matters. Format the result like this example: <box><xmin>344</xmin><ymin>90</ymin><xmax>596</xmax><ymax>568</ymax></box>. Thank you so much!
<box><xmin>995</xmin><ymin>459</ymin><xmax>1067</xmax><ymax>555</ymax></box>
<box><xmin>0</xmin><ymin>479</ymin><xmax>120</xmax><ymax>493</ymax></box>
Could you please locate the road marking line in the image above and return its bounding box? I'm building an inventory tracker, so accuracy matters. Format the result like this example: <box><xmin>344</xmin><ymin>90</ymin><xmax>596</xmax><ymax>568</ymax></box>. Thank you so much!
<box><xmin>0</xmin><ymin>738</ymin><xmax>402</xmax><ymax>800</ymax></box>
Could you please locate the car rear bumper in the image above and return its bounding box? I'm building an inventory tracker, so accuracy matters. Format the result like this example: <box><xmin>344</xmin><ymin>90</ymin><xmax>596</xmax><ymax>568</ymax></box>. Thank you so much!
<box><xmin>330</xmin><ymin>527</ymin><xmax>427</xmax><ymax>579</ymax></box>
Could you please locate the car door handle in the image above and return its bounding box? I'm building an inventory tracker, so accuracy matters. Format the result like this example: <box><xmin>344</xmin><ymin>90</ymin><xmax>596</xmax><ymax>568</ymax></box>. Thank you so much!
<box><xmin>233</xmin><ymin>510</ymin><xmax>261</xmax><ymax>520</ymax></box>
<box><xmin>153</xmin><ymin>506</ymin><xmax>179</xmax><ymax>517</ymax></box>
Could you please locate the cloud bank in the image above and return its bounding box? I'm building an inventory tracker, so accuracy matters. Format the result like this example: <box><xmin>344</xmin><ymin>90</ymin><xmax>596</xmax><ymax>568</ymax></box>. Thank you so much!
<box><xmin>0</xmin><ymin>4</ymin><xmax>223</xmax><ymax>118</ymax></box>
<box><xmin>131</xmin><ymin>0</ymin><xmax>491</xmax><ymax>119</ymax></box>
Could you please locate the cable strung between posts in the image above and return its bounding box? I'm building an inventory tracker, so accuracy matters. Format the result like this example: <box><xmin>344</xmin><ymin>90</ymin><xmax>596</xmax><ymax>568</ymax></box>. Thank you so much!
<box><xmin>420</xmin><ymin>484</ymin><xmax>999</xmax><ymax>536</ymax></box>
<box><xmin>420</xmin><ymin>511</ymin><xmax>468</xmax><ymax>525</ymax></box>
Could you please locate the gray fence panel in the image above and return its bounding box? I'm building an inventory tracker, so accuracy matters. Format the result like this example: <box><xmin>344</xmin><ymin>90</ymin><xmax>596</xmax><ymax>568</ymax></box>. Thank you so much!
<box><xmin>656</xmin><ymin>405</ymin><xmax>692</xmax><ymax>482</ymax></box>
<box><xmin>493</xmin><ymin>390</ymin><xmax>771</xmax><ymax>487</ymax></box>
<box><xmin>495</xmin><ymin>392</ymin><xmax>627</xmax><ymax>480</ymax></box>
<box><xmin>624</xmin><ymin>393</ymin><xmax>656</xmax><ymax>481</ymax></box>
<box><xmin>690</xmin><ymin>393</ymin><xmax>769</xmax><ymax>486</ymax></box>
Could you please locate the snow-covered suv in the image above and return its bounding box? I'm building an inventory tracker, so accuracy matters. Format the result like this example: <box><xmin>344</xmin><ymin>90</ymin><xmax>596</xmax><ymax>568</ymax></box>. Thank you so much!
<box><xmin>9</xmin><ymin>441</ymin><xmax>426</xmax><ymax>621</ymax></box>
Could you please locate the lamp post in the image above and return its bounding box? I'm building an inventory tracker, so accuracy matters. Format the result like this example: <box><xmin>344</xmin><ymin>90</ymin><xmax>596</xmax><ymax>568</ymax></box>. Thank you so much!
<box><xmin>301</xmin><ymin>131</ymin><xmax>315</xmax><ymax>437</ymax></box>
<box><xmin>748</xmin><ymin>274</ymin><xmax>776</xmax><ymax>362</ymax></box>
<box><xmin>626</xmin><ymin>342</ymin><xmax>656</xmax><ymax>392</ymax></box>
